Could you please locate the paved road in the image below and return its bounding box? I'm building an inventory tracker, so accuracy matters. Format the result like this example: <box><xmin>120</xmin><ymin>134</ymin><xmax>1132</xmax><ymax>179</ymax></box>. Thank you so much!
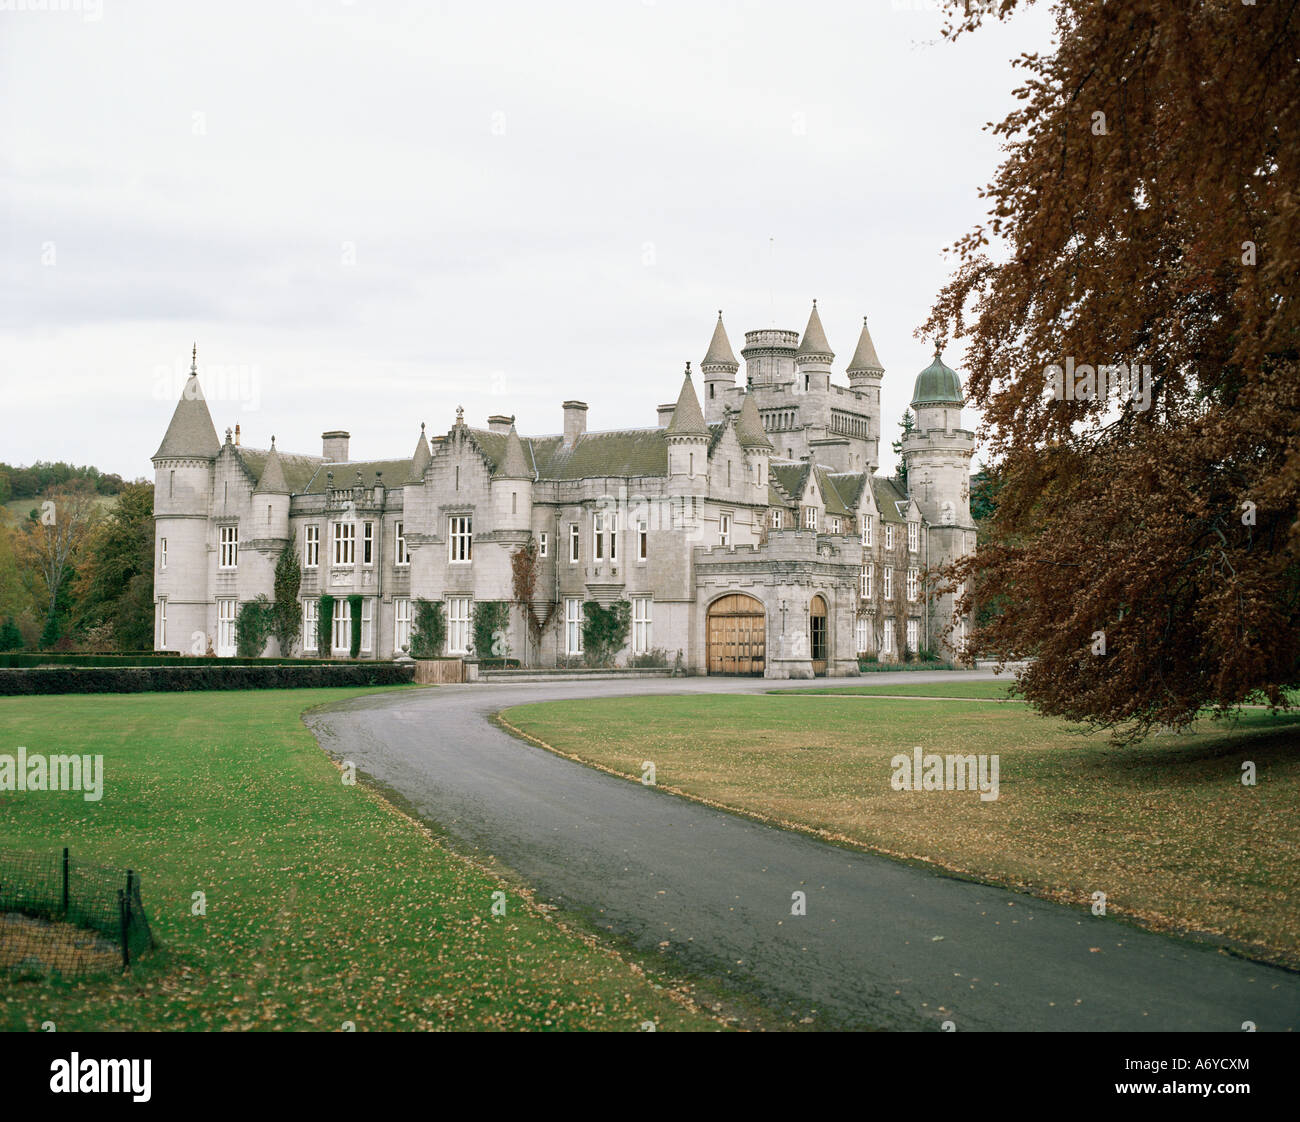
<box><xmin>304</xmin><ymin>673</ymin><xmax>1300</xmax><ymax>1031</ymax></box>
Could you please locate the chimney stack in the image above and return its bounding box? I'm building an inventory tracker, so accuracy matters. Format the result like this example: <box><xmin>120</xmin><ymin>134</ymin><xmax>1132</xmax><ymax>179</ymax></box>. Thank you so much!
<box><xmin>562</xmin><ymin>401</ymin><xmax>588</xmax><ymax>447</ymax></box>
<box><xmin>657</xmin><ymin>403</ymin><xmax>676</xmax><ymax>428</ymax></box>
<box><xmin>234</xmin><ymin>423</ymin><xmax>241</xmax><ymax>446</ymax></box>
<box><xmin>322</xmin><ymin>430</ymin><xmax>351</xmax><ymax>462</ymax></box>
<box><xmin>488</xmin><ymin>414</ymin><xmax>514</xmax><ymax>435</ymax></box>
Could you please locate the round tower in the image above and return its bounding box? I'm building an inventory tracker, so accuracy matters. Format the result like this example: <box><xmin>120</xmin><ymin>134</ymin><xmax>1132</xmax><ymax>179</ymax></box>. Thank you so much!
<box><xmin>793</xmin><ymin>300</ymin><xmax>833</xmax><ymax>395</ymax></box>
<box><xmin>701</xmin><ymin>311</ymin><xmax>740</xmax><ymax>424</ymax></box>
<box><xmin>491</xmin><ymin>425</ymin><xmax>534</xmax><ymax>530</ymax></box>
<box><xmin>901</xmin><ymin>346</ymin><xmax>975</xmax><ymax>530</ymax></box>
<box><xmin>740</xmin><ymin>329</ymin><xmax>799</xmax><ymax>388</ymax></box>
<box><xmin>152</xmin><ymin>344</ymin><xmax>220</xmax><ymax>652</ymax></box>
<box><xmin>846</xmin><ymin>315</ymin><xmax>885</xmax><ymax>471</ymax></box>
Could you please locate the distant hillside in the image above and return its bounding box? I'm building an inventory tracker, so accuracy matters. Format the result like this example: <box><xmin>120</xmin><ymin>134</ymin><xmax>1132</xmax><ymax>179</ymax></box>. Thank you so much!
<box><xmin>0</xmin><ymin>460</ymin><xmax>134</xmax><ymax>504</ymax></box>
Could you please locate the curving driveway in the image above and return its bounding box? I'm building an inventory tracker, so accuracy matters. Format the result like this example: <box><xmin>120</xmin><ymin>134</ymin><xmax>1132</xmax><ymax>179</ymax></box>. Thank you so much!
<box><xmin>304</xmin><ymin>673</ymin><xmax>1300</xmax><ymax>1031</ymax></box>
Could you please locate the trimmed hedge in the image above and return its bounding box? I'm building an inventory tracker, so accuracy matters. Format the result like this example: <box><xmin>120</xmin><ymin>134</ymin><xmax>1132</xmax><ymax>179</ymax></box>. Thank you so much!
<box><xmin>0</xmin><ymin>653</ymin><xmax>350</xmax><ymax>668</ymax></box>
<box><xmin>0</xmin><ymin>664</ymin><xmax>415</xmax><ymax>696</ymax></box>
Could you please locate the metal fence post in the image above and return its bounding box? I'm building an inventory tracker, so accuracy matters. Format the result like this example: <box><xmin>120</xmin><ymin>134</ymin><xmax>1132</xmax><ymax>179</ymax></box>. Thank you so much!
<box><xmin>62</xmin><ymin>847</ymin><xmax>69</xmax><ymax>914</ymax></box>
<box><xmin>117</xmin><ymin>888</ymin><xmax>129</xmax><ymax>971</ymax></box>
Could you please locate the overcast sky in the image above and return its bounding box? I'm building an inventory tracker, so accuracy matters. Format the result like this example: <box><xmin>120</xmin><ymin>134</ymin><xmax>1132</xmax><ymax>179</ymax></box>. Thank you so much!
<box><xmin>1</xmin><ymin>0</ymin><xmax>1055</xmax><ymax>480</ymax></box>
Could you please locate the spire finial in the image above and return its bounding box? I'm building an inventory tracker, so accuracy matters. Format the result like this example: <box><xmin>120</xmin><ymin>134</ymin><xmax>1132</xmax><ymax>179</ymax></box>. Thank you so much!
<box><xmin>717</xmin><ymin>309</ymin><xmax>723</xmax><ymax>319</ymax></box>
<box><xmin>934</xmin><ymin>339</ymin><xmax>942</xmax><ymax>359</ymax></box>
<box><xmin>420</xmin><ymin>420</ymin><xmax>426</xmax><ymax>433</ymax></box>
<box><xmin>813</xmin><ymin>298</ymin><xmax>817</xmax><ymax>307</ymax></box>
<box><xmin>456</xmin><ymin>404</ymin><xmax>464</xmax><ymax>424</ymax></box>
<box><xmin>271</xmin><ymin>435</ymin><xmax>276</xmax><ymax>449</ymax></box>
<box><xmin>191</xmin><ymin>343</ymin><xmax>197</xmax><ymax>375</ymax></box>
<box><xmin>863</xmin><ymin>315</ymin><xmax>869</xmax><ymax>326</ymax></box>
<box><xmin>685</xmin><ymin>360</ymin><xmax>692</xmax><ymax>378</ymax></box>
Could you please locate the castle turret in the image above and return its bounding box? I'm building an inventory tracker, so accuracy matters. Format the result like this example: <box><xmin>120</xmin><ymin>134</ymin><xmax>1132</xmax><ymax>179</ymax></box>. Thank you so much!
<box><xmin>152</xmin><ymin>344</ymin><xmax>220</xmax><ymax>652</ymax></box>
<box><xmin>741</xmin><ymin>328</ymin><xmax>799</xmax><ymax>388</ymax></box>
<box><xmin>735</xmin><ymin>388</ymin><xmax>773</xmax><ymax>502</ymax></box>
<box><xmin>846</xmin><ymin>315</ymin><xmax>885</xmax><ymax>471</ymax></box>
<box><xmin>492</xmin><ymin>424</ymin><xmax>533</xmax><ymax>530</ymax></box>
<box><xmin>701</xmin><ymin>310</ymin><xmax>740</xmax><ymax>423</ymax></box>
<box><xmin>409</xmin><ymin>421</ymin><xmax>432</xmax><ymax>481</ymax></box>
<box><xmin>794</xmin><ymin>300</ymin><xmax>833</xmax><ymax>395</ymax></box>
<box><xmin>253</xmin><ymin>436</ymin><xmax>291</xmax><ymax>543</ymax></box>
<box><xmin>665</xmin><ymin>363</ymin><xmax>710</xmax><ymax>490</ymax></box>
<box><xmin>901</xmin><ymin>346</ymin><xmax>976</xmax><ymax>657</ymax></box>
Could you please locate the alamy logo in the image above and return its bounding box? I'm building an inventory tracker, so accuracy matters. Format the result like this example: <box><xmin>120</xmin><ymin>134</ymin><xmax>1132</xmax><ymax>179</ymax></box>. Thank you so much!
<box><xmin>49</xmin><ymin>1054</ymin><xmax>151</xmax><ymax>1101</ymax></box>
<box><xmin>1045</xmin><ymin>357</ymin><xmax>1152</xmax><ymax>412</ymax></box>
<box><xmin>0</xmin><ymin>748</ymin><xmax>103</xmax><ymax>802</ymax></box>
<box><xmin>890</xmin><ymin>746</ymin><xmax>999</xmax><ymax>802</ymax></box>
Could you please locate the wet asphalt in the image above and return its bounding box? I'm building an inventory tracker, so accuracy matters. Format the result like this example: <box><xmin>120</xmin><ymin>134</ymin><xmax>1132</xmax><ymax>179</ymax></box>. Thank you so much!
<box><xmin>303</xmin><ymin>672</ymin><xmax>1300</xmax><ymax>1031</ymax></box>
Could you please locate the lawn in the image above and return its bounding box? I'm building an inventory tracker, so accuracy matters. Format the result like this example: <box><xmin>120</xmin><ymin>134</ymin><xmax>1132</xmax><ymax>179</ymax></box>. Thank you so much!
<box><xmin>501</xmin><ymin>693</ymin><xmax>1300</xmax><ymax>969</ymax></box>
<box><xmin>780</xmin><ymin>680</ymin><xmax>1017</xmax><ymax>699</ymax></box>
<box><xmin>0</xmin><ymin>688</ymin><xmax>721</xmax><ymax>1031</ymax></box>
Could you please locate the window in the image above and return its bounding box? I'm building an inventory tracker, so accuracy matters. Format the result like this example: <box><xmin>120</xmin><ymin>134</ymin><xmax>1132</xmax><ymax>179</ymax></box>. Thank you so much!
<box><xmin>158</xmin><ymin>599</ymin><xmax>166</xmax><ymax>648</ymax></box>
<box><xmin>394</xmin><ymin>598</ymin><xmax>412</xmax><ymax>654</ymax></box>
<box><xmin>332</xmin><ymin>522</ymin><xmax>355</xmax><ymax>566</ymax></box>
<box><xmin>394</xmin><ymin>522</ymin><xmax>409</xmax><ymax>566</ymax></box>
<box><xmin>727</xmin><ymin>461</ymin><xmax>732</xmax><ymax>487</ymax></box>
<box><xmin>565</xmin><ymin>598</ymin><xmax>584</xmax><ymax>655</ymax></box>
<box><xmin>219</xmin><ymin>526</ymin><xmax>238</xmax><ymax>569</ymax></box>
<box><xmin>305</xmin><ymin>525</ymin><xmax>320</xmax><ymax>568</ymax></box>
<box><xmin>266</xmin><ymin>504</ymin><xmax>272</xmax><ymax>527</ymax></box>
<box><xmin>908</xmin><ymin>521</ymin><xmax>919</xmax><ymax>553</ymax></box>
<box><xmin>886</xmin><ymin>524</ymin><xmax>896</xmax><ymax>551</ymax></box>
<box><xmin>448</xmin><ymin>516</ymin><xmax>473</xmax><ymax>563</ymax></box>
<box><xmin>332</xmin><ymin>598</ymin><xmax>351</xmax><ymax>652</ymax></box>
<box><xmin>447</xmin><ymin>597</ymin><xmax>471</xmax><ymax>654</ymax></box>
<box><xmin>862</xmin><ymin>515</ymin><xmax>873</xmax><ymax>547</ymax></box>
<box><xmin>770</xmin><ymin>509</ymin><xmax>783</xmax><ymax>530</ymax></box>
<box><xmin>804</xmin><ymin>507</ymin><xmax>818</xmax><ymax>531</ymax></box>
<box><xmin>906</xmin><ymin>618</ymin><xmax>920</xmax><ymax>653</ymax></box>
<box><xmin>719</xmin><ymin>512</ymin><xmax>732</xmax><ymax>547</ymax></box>
<box><xmin>637</xmin><ymin>520</ymin><xmax>647</xmax><ymax>561</ymax></box>
<box><xmin>303</xmin><ymin>599</ymin><xmax>318</xmax><ymax>652</ymax></box>
<box><xmin>829</xmin><ymin>516</ymin><xmax>842</xmax><ymax>535</ymax></box>
<box><xmin>881</xmin><ymin>618</ymin><xmax>895</xmax><ymax>654</ymax></box>
<box><xmin>609</xmin><ymin>511</ymin><xmax>618</xmax><ymax>561</ymax></box>
<box><xmin>632</xmin><ymin>598</ymin><xmax>653</xmax><ymax>654</ymax></box>
<box><xmin>864</xmin><ymin>563</ymin><xmax>874</xmax><ymax>599</ymax></box>
<box><xmin>907</xmin><ymin>567</ymin><xmax>919</xmax><ymax>602</ymax></box>
<box><xmin>361</xmin><ymin>598</ymin><xmax>374</xmax><ymax>653</ymax></box>
<box><xmin>363</xmin><ymin>522</ymin><xmax>374</xmax><ymax>566</ymax></box>
<box><xmin>593</xmin><ymin>512</ymin><xmax>605</xmax><ymax>561</ymax></box>
<box><xmin>855</xmin><ymin>616</ymin><xmax>871</xmax><ymax>656</ymax></box>
<box><xmin>883</xmin><ymin>567</ymin><xmax>894</xmax><ymax>600</ymax></box>
<box><xmin>859</xmin><ymin>564</ymin><xmax>870</xmax><ymax>599</ymax></box>
<box><xmin>159</xmin><ymin>537</ymin><xmax>167</xmax><ymax>571</ymax></box>
<box><xmin>168</xmin><ymin>470</ymin><xmax>175</xmax><ymax>499</ymax></box>
<box><xmin>217</xmin><ymin>598</ymin><xmax>236</xmax><ymax>657</ymax></box>
<box><xmin>539</xmin><ymin>531</ymin><xmax>548</xmax><ymax>558</ymax></box>
<box><xmin>569</xmin><ymin>523</ymin><xmax>580</xmax><ymax>563</ymax></box>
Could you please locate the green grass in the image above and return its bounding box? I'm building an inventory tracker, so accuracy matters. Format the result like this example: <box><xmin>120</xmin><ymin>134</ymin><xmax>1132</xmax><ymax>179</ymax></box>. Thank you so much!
<box><xmin>0</xmin><ymin>689</ymin><xmax>721</xmax><ymax>1031</ymax></box>
<box><xmin>780</xmin><ymin>680</ymin><xmax>1017</xmax><ymax>699</ymax></box>
<box><xmin>502</xmin><ymin>693</ymin><xmax>1300</xmax><ymax>969</ymax></box>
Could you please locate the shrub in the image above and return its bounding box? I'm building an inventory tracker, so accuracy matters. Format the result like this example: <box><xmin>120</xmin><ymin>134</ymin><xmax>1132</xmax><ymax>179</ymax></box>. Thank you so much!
<box><xmin>271</xmin><ymin>535</ymin><xmax>302</xmax><ymax>656</ymax></box>
<box><xmin>348</xmin><ymin>594</ymin><xmax>363</xmax><ymax>659</ymax></box>
<box><xmin>471</xmin><ymin>601</ymin><xmax>511</xmax><ymax>660</ymax></box>
<box><xmin>0</xmin><ymin>663</ymin><xmax>415</xmax><ymax>696</ymax></box>
<box><xmin>581</xmin><ymin>600</ymin><xmax>630</xmax><ymax>668</ymax></box>
<box><xmin>1</xmin><ymin>616</ymin><xmax>26</xmax><ymax>652</ymax></box>
<box><xmin>409</xmin><ymin>600</ymin><xmax>446</xmax><ymax>658</ymax></box>
<box><xmin>318</xmin><ymin>595</ymin><xmax>334</xmax><ymax>657</ymax></box>
<box><xmin>628</xmin><ymin>647</ymin><xmax>670</xmax><ymax>669</ymax></box>
<box><xmin>236</xmin><ymin>596</ymin><xmax>274</xmax><ymax>657</ymax></box>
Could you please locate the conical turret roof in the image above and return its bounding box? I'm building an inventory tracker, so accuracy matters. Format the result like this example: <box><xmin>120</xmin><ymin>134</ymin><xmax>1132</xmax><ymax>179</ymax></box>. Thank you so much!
<box><xmin>255</xmin><ymin>438</ymin><xmax>289</xmax><ymax>493</ymax></box>
<box><xmin>665</xmin><ymin>365</ymin><xmax>709</xmax><ymax>436</ymax></box>
<box><xmin>701</xmin><ymin>311</ymin><xmax>739</xmax><ymax>370</ymax></box>
<box><xmin>494</xmin><ymin>425</ymin><xmax>532</xmax><ymax>479</ymax></box>
<box><xmin>795</xmin><ymin>301</ymin><xmax>834</xmax><ymax>361</ymax></box>
<box><xmin>735</xmin><ymin>391</ymin><xmax>773</xmax><ymax>450</ymax></box>
<box><xmin>847</xmin><ymin>316</ymin><xmax>884</xmax><ymax>375</ymax></box>
<box><xmin>409</xmin><ymin>422</ymin><xmax>432</xmax><ymax>480</ymax></box>
<box><xmin>153</xmin><ymin>345</ymin><xmax>220</xmax><ymax>460</ymax></box>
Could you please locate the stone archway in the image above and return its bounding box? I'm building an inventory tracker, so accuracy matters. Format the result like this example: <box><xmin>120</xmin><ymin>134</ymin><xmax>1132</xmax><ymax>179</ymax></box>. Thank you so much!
<box><xmin>707</xmin><ymin>594</ymin><xmax>766</xmax><ymax>676</ymax></box>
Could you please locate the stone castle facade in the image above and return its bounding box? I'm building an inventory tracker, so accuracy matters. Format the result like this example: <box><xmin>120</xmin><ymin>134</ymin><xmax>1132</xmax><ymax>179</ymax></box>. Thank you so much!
<box><xmin>151</xmin><ymin>304</ymin><xmax>976</xmax><ymax>677</ymax></box>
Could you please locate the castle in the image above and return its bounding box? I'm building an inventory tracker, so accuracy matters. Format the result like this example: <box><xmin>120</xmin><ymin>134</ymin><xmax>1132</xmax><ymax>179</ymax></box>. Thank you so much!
<box><xmin>151</xmin><ymin>303</ymin><xmax>976</xmax><ymax>676</ymax></box>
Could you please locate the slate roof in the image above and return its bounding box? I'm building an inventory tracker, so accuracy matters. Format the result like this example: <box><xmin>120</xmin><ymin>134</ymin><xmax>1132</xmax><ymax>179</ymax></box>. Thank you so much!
<box><xmin>871</xmin><ymin>476</ymin><xmax>911</xmax><ymax>522</ymax></box>
<box><xmin>846</xmin><ymin>317</ymin><xmax>884</xmax><ymax>374</ymax></box>
<box><xmin>468</xmin><ymin>428</ymin><xmax>669</xmax><ymax>481</ymax></box>
<box><xmin>300</xmin><ymin>459</ymin><xmax>414</xmax><ymax>494</ymax></box>
<box><xmin>736</xmin><ymin>392</ymin><xmax>773</xmax><ymax>449</ymax></box>
<box><xmin>702</xmin><ymin>312</ymin><xmax>739</xmax><ymax>369</ymax></box>
<box><xmin>665</xmin><ymin>371</ymin><xmax>709</xmax><ymax>436</ymax></box>
<box><xmin>795</xmin><ymin>302</ymin><xmax>833</xmax><ymax>360</ymax></box>
<box><xmin>154</xmin><ymin>375</ymin><xmax>221</xmax><ymax>460</ymax></box>
<box><xmin>236</xmin><ymin>447</ymin><xmax>322</xmax><ymax>494</ymax></box>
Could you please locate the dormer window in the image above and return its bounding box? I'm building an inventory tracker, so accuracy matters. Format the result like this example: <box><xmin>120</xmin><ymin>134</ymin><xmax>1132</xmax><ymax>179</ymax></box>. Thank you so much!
<box><xmin>804</xmin><ymin>507</ymin><xmax>818</xmax><ymax>531</ymax></box>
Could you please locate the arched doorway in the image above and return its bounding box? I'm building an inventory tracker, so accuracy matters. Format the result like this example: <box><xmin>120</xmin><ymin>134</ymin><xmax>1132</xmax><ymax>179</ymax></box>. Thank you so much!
<box><xmin>810</xmin><ymin>595</ymin><xmax>828</xmax><ymax>676</ymax></box>
<box><xmin>707</xmin><ymin>594</ymin><xmax>766</xmax><ymax>676</ymax></box>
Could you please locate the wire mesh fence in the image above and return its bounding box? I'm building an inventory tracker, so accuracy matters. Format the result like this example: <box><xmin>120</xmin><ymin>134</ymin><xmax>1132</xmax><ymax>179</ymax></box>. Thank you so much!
<box><xmin>0</xmin><ymin>847</ymin><xmax>154</xmax><ymax>979</ymax></box>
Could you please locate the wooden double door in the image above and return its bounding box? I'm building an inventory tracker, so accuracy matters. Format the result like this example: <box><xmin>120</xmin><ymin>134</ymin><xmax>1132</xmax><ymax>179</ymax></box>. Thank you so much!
<box><xmin>707</xmin><ymin>594</ymin><xmax>766</xmax><ymax>676</ymax></box>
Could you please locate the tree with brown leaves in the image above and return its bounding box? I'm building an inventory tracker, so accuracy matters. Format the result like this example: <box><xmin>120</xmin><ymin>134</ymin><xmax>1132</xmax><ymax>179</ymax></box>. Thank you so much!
<box><xmin>924</xmin><ymin>0</ymin><xmax>1299</xmax><ymax>739</ymax></box>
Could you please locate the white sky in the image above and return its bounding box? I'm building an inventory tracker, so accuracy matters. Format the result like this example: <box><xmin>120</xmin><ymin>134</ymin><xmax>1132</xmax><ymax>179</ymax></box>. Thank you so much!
<box><xmin>0</xmin><ymin>0</ymin><xmax>1055</xmax><ymax>479</ymax></box>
